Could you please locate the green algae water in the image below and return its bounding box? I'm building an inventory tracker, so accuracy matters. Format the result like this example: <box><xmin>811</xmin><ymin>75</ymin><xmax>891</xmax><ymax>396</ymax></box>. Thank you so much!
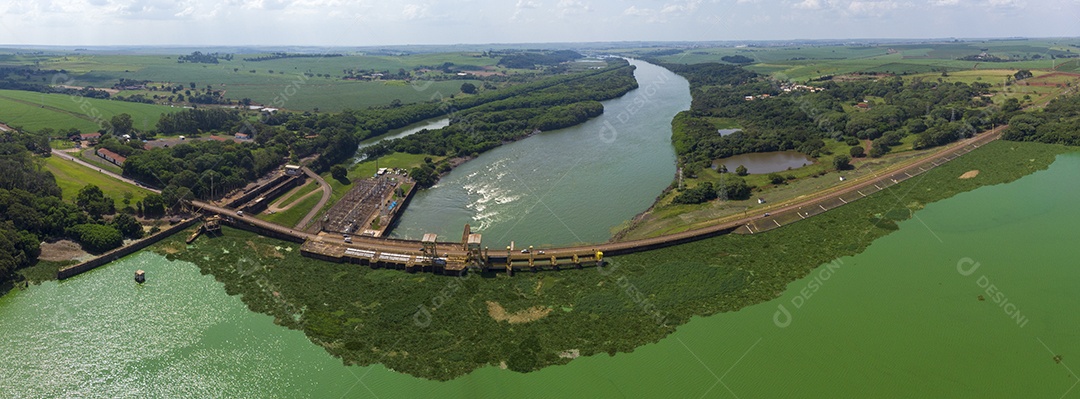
<box><xmin>3</xmin><ymin>152</ymin><xmax>1078</xmax><ymax>397</ymax></box>
<box><xmin>0</xmin><ymin>251</ymin><xmax>359</xmax><ymax>398</ymax></box>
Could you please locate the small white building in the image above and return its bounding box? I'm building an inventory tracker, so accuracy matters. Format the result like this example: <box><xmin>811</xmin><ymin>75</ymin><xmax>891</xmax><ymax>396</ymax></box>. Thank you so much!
<box><xmin>284</xmin><ymin>164</ymin><xmax>302</xmax><ymax>176</ymax></box>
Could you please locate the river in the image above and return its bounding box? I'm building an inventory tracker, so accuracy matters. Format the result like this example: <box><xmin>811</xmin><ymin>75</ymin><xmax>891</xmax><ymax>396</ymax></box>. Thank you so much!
<box><xmin>352</xmin><ymin>117</ymin><xmax>451</xmax><ymax>164</ymax></box>
<box><xmin>389</xmin><ymin>59</ymin><xmax>687</xmax><ymax>248</ymax></box>
<box><xmin>3</xmin><ymin>59</ymin><xmax>1079</xmax><ymax>397</ymax></box>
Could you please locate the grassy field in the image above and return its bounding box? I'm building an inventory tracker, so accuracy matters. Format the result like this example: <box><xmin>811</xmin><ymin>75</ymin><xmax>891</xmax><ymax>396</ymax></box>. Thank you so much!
<box><xmin>258</xmin><ymin>189</ymin><xmax>322</xmax><ymax>228</ymax></box>
<box><xmin>276</xmin><ymin>180</ymin><xmax>318</xmax><ymax>207</ymax></box>
<box><xmin>221</xmin><ymin>79</ymin><xmax>482</xmax><ymax>112</ymax></box>
<box><xmin>0</xmin><ymin>89</ymin><xmax>180</xmax><ymax>133</ymax></box>
<box><xmin>1</xmin><ymin>51</ymin><xmax>504</xmax><ymax>112</ymax></box>
<box><xmin>43</xmin><ymin>155</ymin><xmax>152</xmax><ymax>206</ymax></box>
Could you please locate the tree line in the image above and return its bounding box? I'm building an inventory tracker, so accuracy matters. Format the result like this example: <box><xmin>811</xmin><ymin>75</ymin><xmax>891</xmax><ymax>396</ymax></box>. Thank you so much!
<box><xmin>1003</xmin><ymin>94</ymin><xmax>1080</xmax><ymax>145</ymax></box>
<box><xmin>242</xmin><ymin>53</ymin><xmax>343</xmax><ymax>62</ymax></box>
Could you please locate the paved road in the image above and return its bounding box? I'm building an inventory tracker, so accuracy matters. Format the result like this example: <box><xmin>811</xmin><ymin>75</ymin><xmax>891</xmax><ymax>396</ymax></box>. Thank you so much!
<box><xmin>294</xmin><ymin>166</ymin><xmax>332</xmax><ymax>230</ymax></box>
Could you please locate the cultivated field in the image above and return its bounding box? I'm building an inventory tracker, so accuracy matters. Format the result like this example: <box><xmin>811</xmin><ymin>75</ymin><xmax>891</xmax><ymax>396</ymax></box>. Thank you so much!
<box><xmin>643</xmin><ymin>39</ymin><xmax>1080</xmax><ymax>82</ymax></box>
<box><xmin>0</xmin><ymin>89</ymin><xmax>179</xmax><ymax>132</ymax></box>
<box><xmin>1</xmin><ymin>52</ymin><xmax>507</xmax><ymax>112</ymax></box>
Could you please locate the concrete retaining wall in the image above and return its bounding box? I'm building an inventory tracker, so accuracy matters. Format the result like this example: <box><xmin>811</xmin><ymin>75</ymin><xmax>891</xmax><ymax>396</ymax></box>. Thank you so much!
<box><xmin>227</xmin><ymin>174</ymin><xmax>292</xmax><ymax>208</ymax></box>
<box><xmin>58</xmin><ymin>217</ymin><xmax>201</xmax><ymax>280</ymax></box>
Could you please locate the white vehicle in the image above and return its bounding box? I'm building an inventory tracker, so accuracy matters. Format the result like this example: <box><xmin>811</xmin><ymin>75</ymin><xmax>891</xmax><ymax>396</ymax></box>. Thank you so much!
<box><xmin>236</xmin><ymin>210</ymin><xmax>244</xmax><ymax>217</ymax></box>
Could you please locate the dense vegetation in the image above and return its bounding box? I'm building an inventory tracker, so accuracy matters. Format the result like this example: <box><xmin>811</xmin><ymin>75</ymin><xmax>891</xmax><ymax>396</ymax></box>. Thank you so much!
<box><xmin>1003</xmin><ymin>94</ymin><xmax>1080</xmax><ymax>145</ymax></box>
<box><xmin>498</xmin><ymin>50</ymin><xmax>583</xmax><ymax>69</ymax></box>
<box><xmin>721</xmin><ymin>55</ymin><xmax>755</xmax><ymax>65</ymax></box>
<box><xmin>155</xmin><ymin>108</ymin><xmax>244</xmax><ymax>135</ymax></box>
<box><xmin>162</xmin><ymin>140</ymin><xmax>1070</xmax><ymax>381</ymax></box>
<box><xmin>177</xmin><ymin>51</ymin><xmax>233</xmax><ymax>64</ymax></box>
<box><xmin>661</xmin><ymin>61</ymin><xmax>1009</xmax><ymax>178</ymax></box>
<box><xmin>123</xmin><ymin>140</ymin><xmax>288</xmax><ymax>203</ymax></box>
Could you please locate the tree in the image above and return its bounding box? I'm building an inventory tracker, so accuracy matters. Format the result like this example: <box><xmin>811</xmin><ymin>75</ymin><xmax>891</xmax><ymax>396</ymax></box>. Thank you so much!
<box><xmin>849</xmin><ymin>146</ymin><xmax>865</xmax><ymax>158</ymax></box>
<box><xmin>716</xmin><ymin>177</ymin><xmax>751</xmax><ymax>201</ymax></box>
<box><xmin>330</xmin><ymin>164</ymin><xmax>348</xmax><ymax>180</ymax></box>
<box><xmin>460</xmin><ymin>82</ymin><xmax>477</xmax><ymax>94</ymax></box>
<box><xmin>833</xmin><ymin>154</ymin><xmax>852</xmax><ymax>171</ymax></box>
<box><xmin>768</xmin><ymin>173</ymin><xmax>784</xmax><ymax>185</ymax></box>
<box><xmin>70</xmin><ymin>223</ymin><xmax>123</xmax><ymax>253</ymax></box>
<box><xmin>76</xmin><ymin>184</ymin><xmax>115</xmax><ymax>218</ymax></box>
<box><xmin>410</xmin><ymin>164</ymin><xmax>439</xmax><ymax>188</ymax></box>
<box><xmin>111</xmin><ymin>212</ymin><xmax>144</xmax><ymax>239</ymax></box>
<box><xmin>735</xmin><ymin>165</ymin><xmax>748</xmax><ymax>176</ymax></box>
<box><xmin>110</xmin><ymin>113</ymin><xmax>134</xmax><ymax>136</ymax></box>
<box><xmin>672</xmin><ymin>182</ymin><xmax>717</xmax><ymax>204</ymax></box>
<box><xmin>141</xmin><ymin>193</ymin><xmax>166</xmax><ymax>217</ymax></box>
<box><xmin>869</xmin><ymin>144</ymin><xmax>889</xmax><ymax>158</ymax></box>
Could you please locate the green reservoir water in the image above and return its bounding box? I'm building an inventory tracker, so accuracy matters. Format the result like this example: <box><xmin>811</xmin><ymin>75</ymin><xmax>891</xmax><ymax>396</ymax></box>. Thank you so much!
<box><xmin>390</xmin><ymin>59</ymin><xmax>687</xmax><ymax>248</ymax></box>
<box><xmin>3</xmin><ymin>153</ymin><xmax>1078</xmax><ymax>397</ymax></box>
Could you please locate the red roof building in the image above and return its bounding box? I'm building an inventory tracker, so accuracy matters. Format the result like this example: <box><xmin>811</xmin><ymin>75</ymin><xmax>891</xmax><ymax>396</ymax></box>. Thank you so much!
<box><xmin>95</xmin><ymin>148</ymin><xmax>127</xmax><ymax>166</ymax></box>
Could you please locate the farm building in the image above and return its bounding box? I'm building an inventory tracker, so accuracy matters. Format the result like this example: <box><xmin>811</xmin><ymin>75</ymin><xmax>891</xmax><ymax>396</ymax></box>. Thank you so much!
<box><xmin>78</xmin><ymin>132</ymin><xmax>102</xmax><ymax>143</ymax></box>
<box><xmin>95</xmin><ymin>148</ymin><xmax>126</xmax><ymax>166</ymax></box>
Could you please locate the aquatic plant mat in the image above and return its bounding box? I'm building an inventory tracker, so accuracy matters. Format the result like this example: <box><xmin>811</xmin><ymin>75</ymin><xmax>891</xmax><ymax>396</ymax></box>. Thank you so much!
<box><xmin>160</xmin><ymin>141</ymin><xmax>1071</xmax><ymax>380</ymax></box>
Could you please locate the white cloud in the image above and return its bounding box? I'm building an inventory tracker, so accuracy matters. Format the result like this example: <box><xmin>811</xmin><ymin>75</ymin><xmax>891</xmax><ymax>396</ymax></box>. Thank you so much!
<box><xmin>846</xmin><ymin>0</ymin><xmax>899</xmax><ymax>16</ymax></box>
<box><xmin>661</xmin><ymin>0</ymin><xmax>703</xmax><ymax>14</ymax></box>
<box><xmin>929</xmin><ymin>0</ymin><xmax>961</xmax><ymax>5</ymax></box>
<box><xmin>988</xmin><ymin>0</ymin><xmax>1024</xmax><ymax>8</ymax></box>
<box><xmin>512</xmin><ymin>0</ymin><xmax>541</xmax><ymax>20</ymax></box>
<box><xmin>402</xmin><ymin>3</ymin><xmax>427</xmax><ymax>20</ymax></box>
<box><xmin>793</xmin><ymin>0</ymin><xmax>825</xmax><ymax>10</ymax></box>
<box><xmin>556</xmin><ymin>0</ymin><xmax>592</xmax><ymax>16</ymax></box>
<box><xmin>623</xmin><ymin>5</ymin><xmax>652</xmax><ymax>16</ymax></box>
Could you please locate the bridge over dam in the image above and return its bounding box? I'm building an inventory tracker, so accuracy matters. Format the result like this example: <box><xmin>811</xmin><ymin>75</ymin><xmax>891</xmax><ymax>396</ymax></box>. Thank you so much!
<box><xmin>189</xmin><ymin>128</ymin><xmax>1001</xmax><ymax>276</ymax></box>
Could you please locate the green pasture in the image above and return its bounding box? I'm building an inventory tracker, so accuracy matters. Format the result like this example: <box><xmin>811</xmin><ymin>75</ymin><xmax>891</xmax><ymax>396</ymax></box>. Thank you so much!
<box><xmin>43</xmin><ymin>155</ymin><xmax>152</xmax><ymax>206</ymax></box>
<box><xmin>0</xmin><ymin>89</ymin><xmax>179</xmax><ymax>133</ymax></box>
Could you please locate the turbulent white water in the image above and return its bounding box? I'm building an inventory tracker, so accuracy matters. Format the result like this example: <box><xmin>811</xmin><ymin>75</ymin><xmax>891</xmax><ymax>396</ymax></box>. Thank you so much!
<box><xmin>390</xmin><ymin>59</ymin><xmax>690</xmax><ymax>248</ymax></box>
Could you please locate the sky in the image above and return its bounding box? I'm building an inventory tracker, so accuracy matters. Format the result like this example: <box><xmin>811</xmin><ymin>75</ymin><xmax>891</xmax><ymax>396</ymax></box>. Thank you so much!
<box><xmin>0</xmin><ymin>0</ymin><xmax>1077</xmax><ymax>46</ymax></box>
